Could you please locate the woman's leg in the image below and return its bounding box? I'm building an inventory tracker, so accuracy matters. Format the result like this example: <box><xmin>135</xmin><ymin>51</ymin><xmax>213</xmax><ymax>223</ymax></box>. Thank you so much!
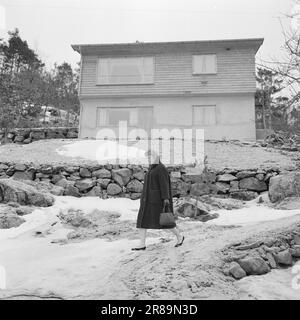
<box><xmin>138</xmin><ymin>228</ymin><xmax>147</xmax><ymax>247</ymax></box>
<box><xmin>169</xmin><ymin>227</ymin><xmax>183</xmax><ymax>244</ymax></box>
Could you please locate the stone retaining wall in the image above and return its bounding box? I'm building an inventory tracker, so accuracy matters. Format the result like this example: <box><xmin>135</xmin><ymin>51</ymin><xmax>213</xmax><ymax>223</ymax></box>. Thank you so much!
<box><xmin>0</xmin><ymin>161</ymin><xmax>283</xmax><ymax>200</ymax></box>
<box><xmin>0</xmin><ymin>127</ymin><xmax>78</xmax><ymax>144</ymax></box>
<box><xmin>222</xmin><ymin>228</ymin><xmax>300</xmax><ymax>280</ymax></box>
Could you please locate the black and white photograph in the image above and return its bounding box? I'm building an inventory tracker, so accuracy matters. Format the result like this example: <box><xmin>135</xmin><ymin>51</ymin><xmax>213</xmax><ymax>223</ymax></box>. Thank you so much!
<box><xmin>0</xmin><ymin>0</ymin><xmax>300</xmax><ymax>308</ymax></box>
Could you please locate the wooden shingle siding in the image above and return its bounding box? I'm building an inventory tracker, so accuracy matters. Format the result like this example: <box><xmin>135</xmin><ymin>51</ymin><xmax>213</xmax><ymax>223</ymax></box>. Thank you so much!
<box><xmin>79</xmin><ymin>46</ymin><xmax>257</xmax><ymax>97</ymax></box>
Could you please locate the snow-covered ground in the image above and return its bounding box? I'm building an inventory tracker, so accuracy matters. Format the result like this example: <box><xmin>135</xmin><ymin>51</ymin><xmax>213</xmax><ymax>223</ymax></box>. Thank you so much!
<box><xmin>1</xmin><ymin>195</ymin><xmax>300</xmax><ymax>299</ymax></box>
<box><xmin>56</xmin><ymin>139</ymin><xmax>200</xmax><ymax>166</ymax></box>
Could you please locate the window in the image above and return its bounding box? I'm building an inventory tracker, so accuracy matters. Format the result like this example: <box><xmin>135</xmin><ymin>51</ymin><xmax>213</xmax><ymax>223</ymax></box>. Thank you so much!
<box><xmin>97</xmin><ymin>108</ymin><xmax>138</xmax><ymax>126</ymax></box>
<box><xmin>193</xmin><ymin>54</ymin><xmax>217</xmax><ymax>74</ymax></box>
<box><xmin>97</xmin><ymin>57</ymin><xmax>154</xmax><ymax>85</ymax></box>
<box><xmin>193</xmin><ymin>105</ymin><xmax>217</xmax><ymax>126</ymax></box>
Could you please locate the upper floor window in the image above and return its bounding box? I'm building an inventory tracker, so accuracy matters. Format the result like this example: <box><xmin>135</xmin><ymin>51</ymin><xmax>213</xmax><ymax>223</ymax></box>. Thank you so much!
<box><xmin>192</xmin><ymin>54</ymin><xmax>217</xmax><ymax>74</ymax></box>
<box><xmin>97</xmin><ymin>56</ymin><xmax>154</xmax><ymax>85</ymax></box>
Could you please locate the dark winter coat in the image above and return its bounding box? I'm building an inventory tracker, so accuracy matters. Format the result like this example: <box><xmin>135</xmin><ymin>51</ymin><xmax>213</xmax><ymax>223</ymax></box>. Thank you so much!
<box><xmin>136</xmin><ymin>162</ymin><xmax>175</xmax><ymax>229</ymax></box>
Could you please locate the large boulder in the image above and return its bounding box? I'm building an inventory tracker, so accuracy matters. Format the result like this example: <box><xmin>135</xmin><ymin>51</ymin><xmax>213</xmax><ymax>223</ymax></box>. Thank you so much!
<box><xmin>132</xmin><ymin>166</ymin><xmax>145</xmax><ymax>181</ymax></box>
<box><xmin>174</xmin><ymin>198</ymin><xmax>218</xmax><ymax>222</ymax></box>
<box><xmin>230</xmin><ymin>190</ymin><xmax>258</xmax><ymax>201</ymax></box>
<box><xmin>190</xmin><ymin>182</ymin><xmax>211</xmax><ymax>196</ymax></box>
<box><xmin>0</xmin><ymin>179</ymin><xmax>54</xmax><ymax>207</ymax></box>
<box><xmin>64</xmin><ymin>184</ymin><xmax>81</xmax><ymax>197</ymax></box>
<box><xmin>74</xmin><ymin>179</ymin><xmax>95</xmax><ymax>192</ymax></box>
<box><xmin>217</xmin><ymin>173</ymin><xmax>237</xmax><ymax>183</ymax></box>
<box><xmin>111</xmin><ymin>168</ymin><xmax>131</xmax><ymax>186</ymax></box>
<box><xmin>12</xmin><ymin>171</ymin><xmax>34</xmax><ymax>181</ymax></box>
<box><xmin>107</xmin><ymin>183</ymin><xmax>122</xmax><ymax>195</ymax></box>
<box><xmin>97</xmin><ymin>178</ymin><xmax>111</xmax><ymax>189</ymax></box>
<box><xmin>126</xmin><ymin>179</ymin><xmax>143</xmax><ymax>193</ymax></box>
<box><xmin>239</xmin><ymin>177</ymin><xmax>267</xmax><ymax>192</ymax></box>
<box><xmin>274</xmin><ymin>250</ymin><xmax>293</xmax><ymax>266</ymax></box>
<box><xmin>238</xmin><ymin>257</ymin><xmax>270</xmax><ymax>275</ymax></box>
<box><xmin>171</xmin><ymin>179</ymin><xmax>190</xmax><ymax>197</ymax></box>
<box><xmin>0</xmin><ymin>212</ymin><xmax>25</xmax><ymax>229</ymax></box>
<box><xmin>228</xmin><ymin>262</ymin><xmax>247</xmax><ymax>280</ymax></box>
<box><xmin>268</xmin><ymin>171</ymin><xmax>300</xmax><ymax>203</ymax></box>
<box><xmin>92</xmin><ymin>168</ymin><xmax>111</xmax><ymax>179</ymax></box>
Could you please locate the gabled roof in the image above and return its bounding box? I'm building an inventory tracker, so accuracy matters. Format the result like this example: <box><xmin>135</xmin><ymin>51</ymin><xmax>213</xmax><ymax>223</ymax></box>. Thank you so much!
<box><xmin>72</xmin><ymin>38</ymin><xmax>264</xmax><ymax>55</ymax></box>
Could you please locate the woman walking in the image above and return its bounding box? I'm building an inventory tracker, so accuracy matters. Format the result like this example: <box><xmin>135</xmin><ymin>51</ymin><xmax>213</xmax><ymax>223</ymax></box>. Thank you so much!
<box><xmin>132</xmin><ymin>149</ymin><xmax>184</xmax><ymax>251</ymax></box>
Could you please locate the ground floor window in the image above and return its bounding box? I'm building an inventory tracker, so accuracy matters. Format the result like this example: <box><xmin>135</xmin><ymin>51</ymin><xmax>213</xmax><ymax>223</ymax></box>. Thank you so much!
<box><xmin>192</xmin><ymin>105</ymin><xmax>217</xmax><ymax>126</ymax></box>
<box><xmin>97</xmin><ymin>107</ymin><xmax>153</xmax><ymax>129</ymax></box>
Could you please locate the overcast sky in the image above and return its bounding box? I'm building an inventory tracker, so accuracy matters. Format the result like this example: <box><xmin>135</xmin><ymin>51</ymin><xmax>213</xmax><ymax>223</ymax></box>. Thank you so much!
<box><xmin>0</xmin><ymin>0</ymin><xmax>297</xmax><ymax>69</ymax></box>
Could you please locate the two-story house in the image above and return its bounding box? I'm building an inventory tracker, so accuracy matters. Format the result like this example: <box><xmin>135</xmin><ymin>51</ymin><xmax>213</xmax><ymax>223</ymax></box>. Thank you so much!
<box><xmin>72</xmin><ymin>38</ymin><xmax>263</xmax><ymax>141</ymax></box>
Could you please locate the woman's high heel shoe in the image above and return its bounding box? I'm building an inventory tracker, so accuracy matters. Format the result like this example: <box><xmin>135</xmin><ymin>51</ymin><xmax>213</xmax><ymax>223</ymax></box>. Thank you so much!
<box><xmin>131</xmin><ymin>246</ymin><xmax>146</xmax><ymax>251</ymax></box>
<box><xmin>175</xmin><ymin>235</ymin><xmax>185</xmax><ymax>247</ymax></box>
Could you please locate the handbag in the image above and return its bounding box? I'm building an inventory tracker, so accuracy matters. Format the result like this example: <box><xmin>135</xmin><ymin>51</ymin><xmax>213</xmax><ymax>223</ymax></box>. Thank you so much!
<box><xmin>159</xmin><ymin>202</ymin><xmax>176</xmax><ymax>228</ymax></box>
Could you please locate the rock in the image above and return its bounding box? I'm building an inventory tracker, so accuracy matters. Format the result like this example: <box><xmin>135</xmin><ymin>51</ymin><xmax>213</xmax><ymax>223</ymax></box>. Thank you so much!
<box><xmin>269</xmin><ymin>172</ymin><xmax>300</xmax><ymax>203</ymax></box>
<box><xmin>236</xmin><ymin>171</ymin><xmax>256</xmax><ymax>179</ymax></box>
<box><xmin>190</xmin><ymin>182</ymin><xmax>211</xmax><ymax>196</ymax></box>
<box><xmin>74</xmin><ymin>179</ymin><xmax>95</xmax><ymax>192</ymax></box>
<box><xmin>0</xmin><ymin>164</ymin><xmax>9</xmax><ymax>171</ymax></box>
<box><xmin>0</xmin><ymin>178</ymin><xmax>54</xmax><ymax>207</ymax></box>
<box><xmin>64</xmin><ymin>184</ymin><xmax>81</xmax><ymax>197</ymax></box>
<box><xmin>215</xmin><ymin>182</ymin><xmax>230</xmax><ymax>194</ymax></box>
<box><xmin>97</xmin><ymin>178</ymin><xmax>111</xmax><ymax>189</ymax></box>
<box><xmin>23</xmin><ymin>138</ymin><xmax>31</xmax><ymax>144</ymax></box>
<box><xmin>107</xmin><ymin>183</ymin><xmax>122</xmax><ymax>195</ymax></box>
<box><xmin>55</xmin><ymin>178</ymin><xmax>69</xmax><ymax>188</ymax></box>
<box><xmin>266</xmin><ymin>252</ymin><xmax>277</xmax><ymax>269</ymax></box>
<box><xmin>66</xmin><ymin>130</ymin><xmax>78</xmax><ymax>138</ymax></box>
<box><xmin>235</xmin><ymin>241</ymin><xmax>262</xmax><ymax>250</ymax></box>
<box><xmin>171</xmin><ymin>179</ymin><xmax>190</xmax><ymax>197</ymax></box>
<box><xmin>15</xmin><ymin>206</ymin><xmax>34</xmax><ymax>216</ymax></box>
<box><xmin>197</xmin><ymin>212</ymin><xmax>219</xmax><ymax>222</ymax></box>
<box><xmin>40</xmin><ymin>166</ymin><xmax>53</xmax><ymax>175</ymax></box>
<box><xmin>230</xmin><ymin>190</ymin><xmax>258</xmax><ymax>201</ymax></box>
<box><xmin>86</xmin><ymin>186</ymin><xmax>102</xmax><ymax>197</ymax></box>
<box><xmin>50</xmin><ymin>185</ymin><xmax>65</xmax><ymax>196</ymax></box>
<box><xmin>256</xmin><ymin>173</ymin><xmax>265</xmax><ymax>181</ymax></box>
<box><xmin>228</xmin><ymin>262</ymin><xmax>247</xmax><ymax>279</ymax></box>
<box><xmin>79</xmin><ymin>167</ymin><xmax>91</xmax><ymax>178</ymax></box>
<box><xmin>51</xmin><ymin>174</ymin><xmax>65</xmax><ymax>184</ymax></box>
<box><xmin>14</xmin><ymin>164</ymin><xmax>27</xmax><ymax>171</ymax></box>
<box><xmin>294</xmin><ymin>234</ymin><xmax>300</xmax><ymax>245</ymax></box>
<box><xmin>239</xmin><ymin>177</ymin><xmax>267</xmax><ymax>192</ymax></box>
<box><xmin>59</xmin><ymin>209</ymin><xmax>92</xmax><ymax>228</ymax></box>
<box><xmin>182</xmin><ymin>171</ymin><xmax>216</xmax><ymax>184</ymax></box>
<box><xmin>92</xmin><ymin>168</ymin><xmax>111</xmax><ymax>179</ymax></box>
<box><xmin>111</xmin><ymin>168</ymin><xmax>131</xmax><ymax>186</ymax></box>
<box><xmin>12</xmin><ymin>171</ymin><xmax>34</xmax><ymax>181</ymax></box>
<box><xmin>217</xmin><ymin>173</ymin><xmax>237</xmax><ymax>182</ymax></box>
<box><xmin>30</xmin><ymin>130</ymin><xmax>45</xmax><ymax>140</ymax></box>
<box><xmin>274</xmin><ymin>250</ymin><xmax>293</xmax><ymax>266</ymax></box>
<box><xmin>229</xmin><ymin>180</ymin><xmax>239</xmax><ymax>191</ymax></box>
<box><xmin>238</xmin><ymin>257</ymin><xmax>270</xmax><ymax>275</ymax></box>
<box><xmin>126</xmin><ymin>179</ymin><xmax>143</xmax><ymax>193</ymax></box>
<box><xmin>130</xmin><ymin>193</ymin><xmax>141</xmax><ymax>200</ymax></box>
<box><xmin>0</xmin><ymin>212</ymin><xmax>25</xmax><ymax>229</ymax></box>
<box><xmin>175</xmin><ymin>199</ymin><xmax>211</xmax><ymax>218</ymax></box>
<box><xmin>290</xmin><ymin>245</ymin><xmax>300</xmax><ymax>258</ymax></box>
<box><xmin>14</xmin><ymin>135</ymin><xmax>25</xmax><ymax>143</ymax></box>
<box><xmin>132</xmin><ymin>166</ymin><xmax>145</xmax><ymax>181</ymax></box>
